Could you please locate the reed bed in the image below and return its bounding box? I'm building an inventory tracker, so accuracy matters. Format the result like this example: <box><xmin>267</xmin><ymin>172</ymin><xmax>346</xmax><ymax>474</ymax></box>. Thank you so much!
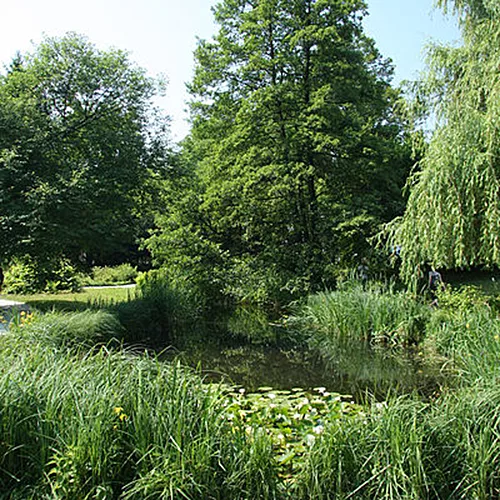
<box><xmin>0</xmin><ymin>320</ymin><xmax>277</xmax><ymax>499</ymax></box>
<box><xmin>296</xmin><ymin>282</ymin><xmax>429</xmax><ymax>352</ymax></box>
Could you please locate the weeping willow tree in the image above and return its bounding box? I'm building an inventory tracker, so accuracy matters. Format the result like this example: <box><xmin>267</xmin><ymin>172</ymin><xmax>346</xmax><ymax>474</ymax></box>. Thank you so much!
<box><xmin>385</xmin><ymin>0</ymin><xmax>500</xmax><ymax>286</ymax></box>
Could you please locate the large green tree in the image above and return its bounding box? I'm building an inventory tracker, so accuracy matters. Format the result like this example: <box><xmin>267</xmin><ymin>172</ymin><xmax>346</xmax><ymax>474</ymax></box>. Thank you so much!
<box><xmin>0</xmin><ymin>33</ymin><xmax>168</xmax><ymax>271</ymax></box>
<box><xmin>385</xmin><ymin>0</ymin><xmax>500</xmax><ymax>285</ymax></box>
<box><xmin>148</xmin><ymin>0</ymin><xmax>411</xmax><ymax>302</ymax></box>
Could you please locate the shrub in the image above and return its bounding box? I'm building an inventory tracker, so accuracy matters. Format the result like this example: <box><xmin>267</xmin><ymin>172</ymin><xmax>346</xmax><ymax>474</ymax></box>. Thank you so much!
<box><xmin>3</xmin><ymin>256</ymin><xmax>81</xmax><ymax>294</ymax></box>
<box><xmin>436</xmin><ymin>284</ymin><xmax>494</xmax><ymax>312</ymax></box>
<box><xmin>85</xmin><ymin>264</ymin><xmax>138</xmax><ymax>286</ymax></box>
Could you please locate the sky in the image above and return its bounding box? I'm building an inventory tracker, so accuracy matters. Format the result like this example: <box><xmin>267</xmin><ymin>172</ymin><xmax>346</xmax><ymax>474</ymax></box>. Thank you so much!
<box><xmin>0</xmin><ymin>0</ymin><xmax>460</xmax><ymax>141</ymax></box>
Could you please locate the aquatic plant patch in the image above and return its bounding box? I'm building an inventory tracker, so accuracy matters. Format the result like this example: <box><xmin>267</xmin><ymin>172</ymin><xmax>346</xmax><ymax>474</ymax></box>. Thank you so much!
<box><xmin>223</xmin><ymin>385</ymin><xmax>363</xmax><ymax>489</ymax></box>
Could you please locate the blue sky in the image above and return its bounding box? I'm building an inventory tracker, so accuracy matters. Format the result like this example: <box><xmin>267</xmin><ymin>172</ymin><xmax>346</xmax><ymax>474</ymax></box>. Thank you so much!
<box><xmin>0</xmin><ymin>0</ymin><xmax>460</xmax><ymax>140</ymax></box>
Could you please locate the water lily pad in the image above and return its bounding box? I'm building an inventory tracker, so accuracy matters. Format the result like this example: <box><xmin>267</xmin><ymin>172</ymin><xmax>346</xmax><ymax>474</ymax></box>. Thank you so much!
<box><xmin>257</xmin><ymin>386</ymin><xmax>274</xmax><ymax>392</ymax></box>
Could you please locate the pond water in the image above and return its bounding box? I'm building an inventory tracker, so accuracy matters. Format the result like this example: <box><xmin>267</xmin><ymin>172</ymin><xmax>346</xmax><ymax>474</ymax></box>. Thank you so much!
<box><xmin>167</xmin><ymin>341</ymin><xmax>445</xmax><ymax>401</ymax></box>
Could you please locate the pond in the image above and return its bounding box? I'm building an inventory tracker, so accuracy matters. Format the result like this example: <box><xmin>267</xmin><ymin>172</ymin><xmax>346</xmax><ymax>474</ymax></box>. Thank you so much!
<box><xmin>166</xmin><ymin>341</ymin><xmax>446</xmax><ymax>402</ymax></box>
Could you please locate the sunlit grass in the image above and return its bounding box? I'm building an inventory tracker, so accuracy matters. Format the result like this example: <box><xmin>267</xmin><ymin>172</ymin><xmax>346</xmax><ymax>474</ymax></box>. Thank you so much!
<box><xmin>0</xmin><ymin>327</ymin><xmax>278</xmax><ymax>499</ymax></box>
<box><xmin>0</xmin><ymin>286</ymin><xmax>135</xmax><ymax>312</ymax></box>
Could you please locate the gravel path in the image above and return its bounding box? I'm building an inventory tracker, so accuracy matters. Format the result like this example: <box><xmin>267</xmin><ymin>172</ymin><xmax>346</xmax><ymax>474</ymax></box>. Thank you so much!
<box><xmin>0</xmin><ymin>299</ymin><xmax>25</xmax><ymax>307</ymax></box>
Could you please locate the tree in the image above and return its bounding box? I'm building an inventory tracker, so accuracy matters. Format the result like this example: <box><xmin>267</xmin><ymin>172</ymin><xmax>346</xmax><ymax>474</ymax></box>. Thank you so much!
<box><xmin>384</xmin><ymin>0</ymin><xmax>500</xmax><ymax>285</ymax></box>
<box><xmin>147</xmin><ymin>0</ymin><xmax>411</xmax><ymax>302</ymax></box>
<box><xmin>0</xmin><ymin>33</ymin><xmax>168</xmax><ymax>274</ymax></box>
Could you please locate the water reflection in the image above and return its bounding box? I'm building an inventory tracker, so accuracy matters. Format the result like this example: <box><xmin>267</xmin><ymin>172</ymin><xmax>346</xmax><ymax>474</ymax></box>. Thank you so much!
<box><xmin>168</xmin><ymin>341</ymin><xmax>445</xmax><ymax>401</ymax></box>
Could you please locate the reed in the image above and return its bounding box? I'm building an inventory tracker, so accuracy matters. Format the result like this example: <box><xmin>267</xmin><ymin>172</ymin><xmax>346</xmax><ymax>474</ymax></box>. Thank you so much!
<box><xmin>295</xmin><ymin>281</ymin><xmax>428</xmax><ymax>352</ymax></box>
<box><xmin>0</xmin><ymin>330</ymin><xmax>277</xmax><ymax>499</ymax></box>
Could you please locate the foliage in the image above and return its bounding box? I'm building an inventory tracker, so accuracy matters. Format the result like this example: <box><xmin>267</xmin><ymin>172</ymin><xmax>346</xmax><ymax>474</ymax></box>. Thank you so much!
<box><xmin>113</xmin><ymin>270</ymin><xmax>204</xmax><ymax>344</ymax></box>
<box><xmin>3</xmin><ymin>256</ymin><xmax>81</xmax><ymax>294</ymax></box>
<box><xmin>425</xmin><ymin>305</ymin><xmax>500</xmax><ymax>383</ymax></box>
<box><xmin>10</xmin><ymin>309</ymin><xmax>122</xmax><ymax>350</ymax></box>
<box><xmin>0</xmin><ymin>33</ymin><xmax>169</xmax><ymax>272</ymax></box>
<box><xmin>224</xmin><ymin>385</ymin><xmax>362</xmax><ymax>491</ymax></box>
<box><xmin>227</xmin><ymin>305</ymin><xmax>278</xmax><ymax>344</ymax></box>
<box><xmin>3</xmin><ymin>282</ymin><xmax>500</xmax><ymax>497</ymax></box>
<box><xmin>384</xmin><ymin>0</ymin><xmax>500</xmax><ymax>285</ymax></box>
<box><xmin>0</xmin><ymin>332</ymin><xmax>278</xmax><ymax>499</ymax></box>
<box><xmin>84</xmin><ymin>264</ymin><xmax>138</xmax><ymax>286</ymax></box>
<box><xmin>293</xmin><ymin>281</ymin><xmax>429</xmax><ymax>350</ymax></box>
<box><xmin>435</xmin><ymin>284</ymin><xmax>496</xmax><ymax>312</ymax></box>
<box><xmin>297</xmin><ymin>384</ymin><xmax>500</xmax><ymax>499</ymax></box>
<box><xmin>147</xmin><ymin>0</ymin><xmax>412</xmax><ymax>303</ymax></box>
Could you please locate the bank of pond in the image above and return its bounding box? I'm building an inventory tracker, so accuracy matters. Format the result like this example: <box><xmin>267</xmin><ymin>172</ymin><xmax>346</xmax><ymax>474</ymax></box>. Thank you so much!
<box><xmin>1</xmin><ymin>281</ymin><xmax>500</xmax><ymax>498</ymax></box>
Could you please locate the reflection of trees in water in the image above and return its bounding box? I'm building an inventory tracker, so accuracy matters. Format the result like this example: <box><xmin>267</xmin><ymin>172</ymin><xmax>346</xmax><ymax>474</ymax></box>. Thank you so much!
<box><xmin>171</xmin><ymin>341</ymin><xmax>442</xmax><ymax>401</ymax></box>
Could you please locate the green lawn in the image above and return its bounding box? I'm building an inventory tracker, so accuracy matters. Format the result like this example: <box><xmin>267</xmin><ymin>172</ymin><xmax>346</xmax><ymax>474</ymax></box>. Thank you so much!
<box><xmin>0</xmin><ymin>286</ymin><xmax>135</xmax><ymax>312</ymax></box>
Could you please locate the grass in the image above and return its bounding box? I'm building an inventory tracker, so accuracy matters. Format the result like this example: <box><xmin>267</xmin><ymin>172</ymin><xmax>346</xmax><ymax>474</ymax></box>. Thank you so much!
<box><xmin>296</xmin><ymin>382</ymin><xmax>500</xmax><ymax>499</ymax></box>
<box><xmin>0</xmin><ymin>286</ymin><xmax>135</xmax><ymax>312</ymax></box>
<box><xmin>293</xmin><ymin>281</ymin><xmax>429</xmax><ymax>352</ymax></box>
<box><xmin>83</xmin><ymin>264</ymin><xmax>138</xmax><ymax>287</ymax></box>
<box><xmin>0</xmin><ymin>326</ymin><xmax>279</xmax><ymax>499</ymax></box>
<box><xmin>3</xmin><ymin>277</ymin><xmax>500</xmax><ymax>497</ymax></box>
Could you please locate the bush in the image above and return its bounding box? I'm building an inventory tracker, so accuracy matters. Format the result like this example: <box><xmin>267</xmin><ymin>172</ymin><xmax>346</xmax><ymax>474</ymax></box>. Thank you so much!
<box><xmin>113</xmin><ymin>270</ymin><xmax>204</xmax><ymax>345</ymax></box>
<box><xmin>3</xmin><ymin>256</ymin><xmax>81</xmax><ymax>294</ymax></box>
<box><xmin>436</xmin><ymin>284</ymin><xmax>495</xmax><ymax>312</ymax></box>
<box><xmin>84</xmin><ymin>264</ymin><xmax>138</xmax><ymax>286</ymax></box>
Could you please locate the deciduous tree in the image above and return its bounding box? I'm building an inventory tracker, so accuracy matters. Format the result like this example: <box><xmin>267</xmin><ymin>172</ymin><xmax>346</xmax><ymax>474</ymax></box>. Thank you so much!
<box><xmin>384</xmin><ymin>0</ymin><xmax>500</xmax><ymax>285</ymax></box>
<box><xmin>148</xmin><ymin>0</ymin><xmax>411</xmax><ymax>301</ymax></box>
<box><xmin>0</xmin><ymin>33</ymin><xmax>168</xmax><ymax>274</ymax></box>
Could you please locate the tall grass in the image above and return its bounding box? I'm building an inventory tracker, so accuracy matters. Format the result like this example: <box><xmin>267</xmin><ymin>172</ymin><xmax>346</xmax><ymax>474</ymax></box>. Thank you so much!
<box><xmin>0</xmin><ymin>329</ymin><xmax>278</xmax><ymax>499</ymax></box>
<box><xmin>425</xmin><ymin>302</ymin><xmax>500</xmax><ymax>384</ymax></box>
<box><xmin>295</xmin><ymin>281</ymin><xmax>429</xmax><ymax>351</ymax></box>
<box><xmin>12</xmin><ymin>309</ymin><xmax>122</xmax><ymax>349</ymax></box>
<box><xmin>4</xmin><ymin>280</ymin><xmax>500</xmax><ymax>498</ymax></box>
<box><xmin>297</xmin><ymin>384</ymin><xmax>500</xmax><ymax>499</ymax></box>
<box><xmin>113</xmin><ymin>271</ymin><xmax>205</xmax><ymax>345</ymax></box>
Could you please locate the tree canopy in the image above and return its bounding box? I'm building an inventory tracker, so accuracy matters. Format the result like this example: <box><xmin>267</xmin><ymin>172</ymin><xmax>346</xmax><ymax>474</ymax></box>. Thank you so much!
<box><xmin>385</xmin><ymin>0</ymin><xmax>500</xmax><ymax>285</ymax></box>
<box><xmin>147</xmin><ymin>0</ymin><xmax>412</xmax><ymax>303</ymax></box>
<box><xmin>0</xmin><ymin>33</ymin><xmax>168</xmax><ymax>269</ymax></box>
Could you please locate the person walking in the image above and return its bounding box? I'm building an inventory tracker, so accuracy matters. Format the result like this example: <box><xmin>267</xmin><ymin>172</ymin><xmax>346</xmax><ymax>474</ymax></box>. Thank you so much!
<box><xmin>428</xmin><ymin>268</ymin><xmax>445</xmax><ymax>306</ymax></box>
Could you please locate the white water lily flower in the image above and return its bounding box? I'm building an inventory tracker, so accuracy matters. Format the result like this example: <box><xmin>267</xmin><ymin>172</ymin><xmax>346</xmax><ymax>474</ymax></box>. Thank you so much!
<box><xmin>305</xmin><ymin>434</ymin><xmax>316</xmax><ymax>446</ymax></box>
